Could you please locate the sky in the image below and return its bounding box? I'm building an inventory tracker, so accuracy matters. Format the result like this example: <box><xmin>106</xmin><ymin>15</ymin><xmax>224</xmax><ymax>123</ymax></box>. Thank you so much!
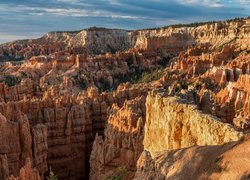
<box><xmin>0</xmin><ymin>0</ymin><xmax>249</xmax><ymax>44</ymax></box>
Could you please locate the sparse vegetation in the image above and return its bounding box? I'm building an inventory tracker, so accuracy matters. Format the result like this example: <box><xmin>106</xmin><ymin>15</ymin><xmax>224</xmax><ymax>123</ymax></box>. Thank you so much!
<box><xmin>139</xmin><ymin>17</ymin><xmax>248</xmax><ymax>31</ymax></box>
<box><xmin>214</xmin><ymin>37</ymin><xmax>237</xmax><ymax>52</ymax></box>
<box><xmin>158</xmin><ymin>56</ymin><xmax>171</xmax><ymax>67</ymax></box>
<box><xmin>97</xmin><ymin>68</ymin><xmax>165</xmax><ymax>93</ymax></box>
<box><xmin>198</xmin><ymin>77</ymin><xmax>218</xmax><ymax>90</ymax></box>
<box><xmin>72</xmin><ymin>73</ymin><xmax>87</xmax><ymax>90</ymax></box>
<box><xmin>125</xmin><ymin>56</ymin><xmax>134</xmax><ymax>66</ymax></box>
<box><xmin>2</xmin><ymin>75</ymin><xmax>20</xmax><ymax>87</ymax></box>
<box><xmin>105</xmin><ymin>167</ymin><xmax>127</xmax><ymax>180</ymax></box>
<box><xmin>107</xmin><ymin>44</ymin><xmax>117</xmax><ymax>54</ymax></box>
<box><xmin>47</xmin><ymin>167</ymin><xmax>58</xmax><ymax>180</ymax></box>
<box><xmin>98</xmin><ymin>76</ymin><xmax>112</xmax><ymax>93</ymax></box>
<box><xmin>20</xmin><ymin>71</ymin><xmax>28</xmax><ymax>78</ymax></box>
<box><xmin>130</xmin><ymin>68</ymin><xmax>165</xmax><ymax>84</ymax></box>
<box><xmin>87</xmin><ymin>26</ymin><xmax>124</xmax><ymax>31</ymax></box>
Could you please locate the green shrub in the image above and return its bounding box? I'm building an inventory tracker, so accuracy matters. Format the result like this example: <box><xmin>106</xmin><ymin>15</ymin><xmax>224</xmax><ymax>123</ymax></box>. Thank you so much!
<box><xmin>198</xmin><ymin>78</ymin><xmax>217</xmax><ymax>90</ymax></box>
<box><xmin>105</xmin><ymin>167</ymin><xmax>127</xmax><ymax>180</ymax></box>
<box><xmin>125</xmin><ymin>56</ymin><xmax>134</xmax><ymax>66</ymax></box>
<box><xmin>47</xmin><ymin>167</ymin><xmax>58</xmax><ymax>180</ymax></box>
<box><xmin>131</xmin><ymin>68</ymin><xmax>165</xmax><ymax>84</ymax></box>
<box><xmin>107</xmin><ymin>45</ymin><xmax>117</xmax><ymax>54</ymax></box>
<box><xmin>158</xmin><ymin>57</ymin><xmax>171</xmax><ymax>67</ymax></box>
<box><xmin>138</xmin><ymin>17</ymin><xmax>247</xmax><ymax>31</ymax></box>
<box><xmin>72</xmin><ymin>73</ymin><xmax>87</xmax><ymax>90</ymax></box>
<box><xmin>214</xmin><ymin>37</ymin><xmax>237</xmax><ymax>52</ymax></box>
<box><xmin>3</xmin><ymin>75</ymin><xmax>20</xmax><ymax>87</ymax></box>
<box><xmin>98</xmin><ymin>68</ymin><xmax>165</xmax><ymax>93</ymax></box>
<box><xmin>20</xmin><ymin>71</ymin><xmax>28</xmax><ymax>78</ymax></box>
<box><xmin>99</xmin><ymin>77</ymin><xmax>112</xmax><ymax>91</ymax></box>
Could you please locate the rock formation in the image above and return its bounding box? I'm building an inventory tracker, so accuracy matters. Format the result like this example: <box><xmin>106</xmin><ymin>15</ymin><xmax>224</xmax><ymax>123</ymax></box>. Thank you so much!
<box><xmin>135</xmin><ymin>136</ymin><xmax>250</xmax><ymax>180</ymax></box>
<box><xmin>0</xmin><ymin>112</ymin><xmax>46</xmax><ymax>179</ymax></box>
<box><xmin>1</xmin><ymin>18</ymin><xmax>249</xmax><ymax>61</ymax></box>
<box><xmin>0</xmin><ymin>17</ymin><xmax>249</xmax><ymax>180</ymax></box>
<box><xmin>90</xmin><ymin>96</ymin><xmax>146</xmax><ymax>179</ymax></box>
<box><xmin>8</xmin><ymin>159</ymin><xmax>41</xmax><ymax>180</ymax></box>
<box><xmin>144</xmin><ymin>91</ymin><xmax>243</xmax><ymax>157</ymax></box>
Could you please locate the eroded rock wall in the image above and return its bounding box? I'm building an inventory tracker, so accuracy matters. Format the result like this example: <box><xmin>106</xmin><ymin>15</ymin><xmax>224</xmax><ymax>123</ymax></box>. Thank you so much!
<box><xmin>144</xmin><ymin>91</ymin><xmax>243</xmax><ymax>157</ymax></box>
<box><xmin>0</xmin><ymin>82</ymin><xmax>152</xmax><ymax>179</ymax></box>
<box><xmin>0</xmin><ymin>112</ymin><xmax>47</xmax><ymax>179</ymax></box>
<box><xmin>90</xmin><ymin>96</ymin><xmax>146</xmax><ymax>180</ymax></box>
<box><xmin>8</xmin><ymin>159</ymin><xmax>41</xmax><ymax>180</ymax></box>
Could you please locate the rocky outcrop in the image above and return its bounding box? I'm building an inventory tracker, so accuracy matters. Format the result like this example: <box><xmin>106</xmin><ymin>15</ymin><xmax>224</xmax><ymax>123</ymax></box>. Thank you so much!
<box><xmin>144</xmin><ymin>91</ymin><xmax>243</xmax><ymax>157</ymax></box>
<box><xmin>90</xmin><ymin>96</ymin><xmax>146</xmax><ymax>180</ymax></box>
<box><xmin>0</xmin><ymin>50</ymin><xmax>165</xmax><ymax>98</ymax></box>
<box><xmin>0</xmin><ymin>93</ymin><xmax>88</xmax><ymax>179</ymax></box>
<box><xmin>135</xmin><ymin>136</ymin><xmax>250</xmax><ymax>180</ymax></box>
<box><xmin>0</xmin><ymin>79</ymin><xmax>36</xmax><ymax>102</ymax></box>
<box><xmin>8</xmin><ymin>159</ymin><xmax>41</xmax><ymax>180</ymax></box>
<box><xmin>0</xmin><ymin>112</ymin><xmax>47</xmax><ymax>179</ymax></box>
<box><xmin>135</xmin><ymin>19</ymin><xmax>250</xmax><ymax>52</ymax></box>
<box><xmin>216</xmin><ymin>74</ymin><xmax>250</xmax><ymax>129</ymax></box>
<box><xmin>0</xmin><ymin>81</ymin><xmax>152</xmax><ymax>179</ymax></box>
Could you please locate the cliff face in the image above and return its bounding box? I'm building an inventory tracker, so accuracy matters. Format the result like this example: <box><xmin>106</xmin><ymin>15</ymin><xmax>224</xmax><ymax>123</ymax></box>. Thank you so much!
<box><xmin>0</xmin><ymin>29</ymin><xmax>133</xmax><ymax>61</ymax></box>
<box><xmin>0</xmin><ymin>112</ymin><xmax>47</xmax><ymax>179</ymax></box>
<box><xmin>135</xmin><ymin>20</ymin><xmax>250</xmax><ymax>51</ymax></box>
<box><xmin>144</xmin><ymin>91</ymin><xmax>243</xmax><ymax>157</ymax></box>
<box><xmin>216</xmin><ymin>74</ymin><xmax>250</xmax><ymax>129</ymax></box>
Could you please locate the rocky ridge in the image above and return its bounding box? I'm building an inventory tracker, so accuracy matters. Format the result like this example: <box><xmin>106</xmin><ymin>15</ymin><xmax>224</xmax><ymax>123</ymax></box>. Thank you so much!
<box><xmin>1</xmin><ymin>18</ymin><xmax>249</xmax><ymax>61</ymax></box>
<box><xmin>135</xmin><ymin>136</ymin><xmax>250</xmax><ymax>180</ymax></box>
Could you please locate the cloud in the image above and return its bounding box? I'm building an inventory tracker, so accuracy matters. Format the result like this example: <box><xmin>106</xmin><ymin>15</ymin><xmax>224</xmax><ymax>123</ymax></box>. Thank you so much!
<box><xmin>56</xmin><ymin>0</ymin><xmax>79</xmax><ymax>2</ymax></box>
<box><xmin>235</xmin><ymin>0</ymin><xmax>250</xmax><ymax>5</ymax></box>
<box><xmin>7</xmin><ymin>4</ymin><xmax>141</xmax><ymax>19</ymax></box>
<box><xmin>175</xmin><ymin>0</ymin><xmax>224</xmax><ymax>7</ymax></box>
<box><xmin>107</xmin><ymin>0</ymin><xmax>123</xmax><ymax>6</ymax></box>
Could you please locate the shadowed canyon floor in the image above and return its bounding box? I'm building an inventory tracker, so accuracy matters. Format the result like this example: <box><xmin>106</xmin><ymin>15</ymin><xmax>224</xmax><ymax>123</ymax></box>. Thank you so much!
<box><xmin>0</xmin><ymin>17</ymin><xmax>250</xmax><ymax>180</ymax></box>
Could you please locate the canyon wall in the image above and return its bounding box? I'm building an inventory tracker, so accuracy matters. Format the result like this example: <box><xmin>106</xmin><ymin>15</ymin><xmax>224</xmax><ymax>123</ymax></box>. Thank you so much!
<box><xmin>0</xmin><ymin>82</ymin><xmax>152</xmax><ymax>179</ymax></box>
<box><xmin>135</xmin><ymin>19</ymin><xmax>250</xmax><ymax>51</ymax></box>
<box><xmin>144</xmin><ymin>91</ymin><xmax>243</xmax><ymax>157</ymax></box>
<box><xmin>133</xmin><ymin>90</ymin><xmax>248</xmax><ymax>180</ymax></box>
<box><xmin>0</xmin><ymin>112</ymin><xmax>47</xmax><ymax>179</ymax></box>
